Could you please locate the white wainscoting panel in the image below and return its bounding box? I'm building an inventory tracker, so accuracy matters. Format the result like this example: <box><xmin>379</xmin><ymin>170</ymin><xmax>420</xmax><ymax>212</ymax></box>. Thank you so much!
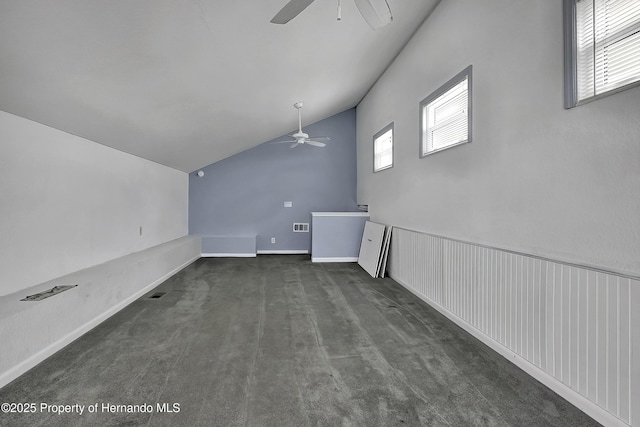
<box><xmin>388</xmin><ymin>227</ymin><xmax>638</xmax><ymax>427</ymax></box>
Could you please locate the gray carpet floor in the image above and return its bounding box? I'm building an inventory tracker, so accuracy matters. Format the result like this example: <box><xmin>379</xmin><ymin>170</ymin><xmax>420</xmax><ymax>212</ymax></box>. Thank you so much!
<box><xmin>0</xmin><ymin>255</ymin><xmax>599</xmax><ymax>426</ymax></box>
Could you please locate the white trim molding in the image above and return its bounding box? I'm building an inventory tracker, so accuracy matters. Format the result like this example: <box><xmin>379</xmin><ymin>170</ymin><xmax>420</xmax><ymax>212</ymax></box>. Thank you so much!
<box><xmin>311</xmin><ymin>212</ymin><xmax>370</xmax><ymax>217</ymax></box>
<box><xmin>201</xmin><ymin>253</ymin><xmax>256</xmax><ymax>258</ymax></box>
<box><xmin>311</xmin><ymin>256</ymin><xmax>358</xmax><ymax>263</ymax></box>
<box><xmin>257</xmin><ymin>250</ymin><xmax>309</xmax><ymax>255</ymax></box>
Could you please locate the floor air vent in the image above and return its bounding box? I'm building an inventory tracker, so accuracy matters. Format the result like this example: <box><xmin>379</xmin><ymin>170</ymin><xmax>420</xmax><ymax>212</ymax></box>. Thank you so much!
<box><xmin>149</xmin><ymin>292</ymin><xmax>166</xmax><ymax>299</ymax></box>
<box><xmin>21</xmin><ymin>285</ymin><xmax>77</xmax><ymax>301</ymax></box>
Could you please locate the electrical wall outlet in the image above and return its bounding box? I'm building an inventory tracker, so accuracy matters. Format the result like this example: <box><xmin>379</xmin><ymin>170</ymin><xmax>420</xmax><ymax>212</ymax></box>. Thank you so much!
<box><xmin>271</xmin><ymin>237</ymin><xmax>276</xmax><ymax>244</ymax></box>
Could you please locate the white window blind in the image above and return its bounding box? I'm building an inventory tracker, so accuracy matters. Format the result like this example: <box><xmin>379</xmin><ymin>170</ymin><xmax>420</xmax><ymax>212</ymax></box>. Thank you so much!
<box><xmin>374</xmin><ymin>126</ymin><xmax>393</xmax><ymax>171</ymax></box>
<box><xmin>421</xmin><ymin>74</ymin><xmax>469</xmax><ymax>155</ymax></box>
<box><xmin>576</xmin><ymin>0</ymin><xmax>640</xmax><ymax>101</ymax></box>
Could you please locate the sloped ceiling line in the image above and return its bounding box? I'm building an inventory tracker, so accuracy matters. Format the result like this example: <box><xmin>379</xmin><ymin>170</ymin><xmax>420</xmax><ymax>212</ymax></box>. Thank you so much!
<box><xmin>0</xmin><ymin>0</ymin><xmax>439</xmax><ymax>172</ymax></box>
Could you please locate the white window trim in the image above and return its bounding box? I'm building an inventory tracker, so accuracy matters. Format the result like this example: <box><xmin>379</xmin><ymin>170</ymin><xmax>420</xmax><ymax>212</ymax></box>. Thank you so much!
<box><xmin>564</xmin><ymin>0</ymin><xmax>640</xmax><ymax>108</ymax></box>
<box><xmin>419</xmin><ymin>65</ymin><xmax>472</xmax><ymax>157</ymax></box>
<box><xmin>373</xmin><ymin>122</ymin><xmax>394</xmax><ymax>172</ymax></box>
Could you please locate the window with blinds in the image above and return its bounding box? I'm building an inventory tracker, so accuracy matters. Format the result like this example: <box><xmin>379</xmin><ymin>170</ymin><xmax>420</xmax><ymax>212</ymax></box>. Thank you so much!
<box><xmin>568</xmin><ymin>0</ymin><xmax>640</xmax><ymax>105</ymax></box>
<box><xmin>420</xmin><ymin>66</ymin><xmax>472</xmax><ymax>156</ymax></box>
<box><xmin>373</xmin><ymin>122</ymin><xmax>393</xmax><ymax>172</ymax></box>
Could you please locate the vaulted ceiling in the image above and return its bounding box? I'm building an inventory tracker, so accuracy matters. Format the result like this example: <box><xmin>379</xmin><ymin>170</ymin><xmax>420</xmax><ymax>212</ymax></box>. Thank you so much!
<box><xmin>0</xmin><ymin>0</ymin><xmax>439</xmax><ymax>172</ymax></box>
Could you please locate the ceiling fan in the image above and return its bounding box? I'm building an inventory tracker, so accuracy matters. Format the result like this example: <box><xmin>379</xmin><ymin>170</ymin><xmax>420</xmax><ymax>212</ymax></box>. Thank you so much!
<box><xmin>273</xmin><ymin>102</ymin><xmax>330</xmax><ymax>149</ymax></box>
<box><xmin>270</xmin><ymin>0</ymin><xmax>393</xmax><ymax>30</ymax></box>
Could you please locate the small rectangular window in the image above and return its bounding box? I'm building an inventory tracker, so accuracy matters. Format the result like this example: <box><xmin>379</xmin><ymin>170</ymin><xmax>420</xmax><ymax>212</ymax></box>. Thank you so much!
<box><xmin>420</xmin><ymin>66</ymin><xmax>472</xmax><ymax>156</ymax></box>
<box><xmin>373</xmin><ymin>122</ymin><xmax>393</xmax><ymax>172</ymax></box>
<box><xmin>565</xmin><ymin>0</ymin><xmax>640</xmax><ymax>107</ymax></box>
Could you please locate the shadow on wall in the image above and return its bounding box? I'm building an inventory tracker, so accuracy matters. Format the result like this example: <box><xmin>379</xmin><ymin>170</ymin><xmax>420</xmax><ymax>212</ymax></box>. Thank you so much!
<box><xmin>189</xmin><ymin>108</ymin><xmax>358</xmax><ymax>253</ymax></box>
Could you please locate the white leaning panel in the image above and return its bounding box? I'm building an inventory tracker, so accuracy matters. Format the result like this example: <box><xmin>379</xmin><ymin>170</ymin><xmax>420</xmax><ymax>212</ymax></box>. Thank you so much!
<box><xmin>358</xmin><ymin>221</ymin><xmax>386</xmax><ymax>278</ymax></box>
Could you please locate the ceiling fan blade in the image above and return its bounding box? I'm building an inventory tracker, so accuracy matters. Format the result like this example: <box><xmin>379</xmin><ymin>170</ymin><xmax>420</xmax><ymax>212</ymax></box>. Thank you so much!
<box><xmin>270</xmin><ymin>0</ymin><xmax>316</xmax><ymax>24</ymax></box>
<box><xmin>308</xmin><ymin>136</ymin><xmax>330</xmax><ymax>141</ymax></box>
<box><xmin>306</xmin><ymin>140</ymin><xmax>326</xmax><ymax>147</ymax></box>
<box><xmin>353</xmin><ymin>0</ymin><xmax>393</xmax><ymax>29</ymax></box>
<box><xmin>290</xmin><ymin>142</ymin><xmax>301</xmax><ymax>148</ymax></box>
<box><xmin>271</xmin><ymin>139</ymin><xmax>297</xmax><ymax>144</ymax></box>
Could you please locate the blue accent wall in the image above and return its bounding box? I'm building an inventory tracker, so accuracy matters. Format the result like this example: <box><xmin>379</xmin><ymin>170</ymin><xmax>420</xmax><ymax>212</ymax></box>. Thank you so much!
<box><xmin>189</xmin><ymin>108</ymin><xmax>358</xmax><ymax>253</ymax></box>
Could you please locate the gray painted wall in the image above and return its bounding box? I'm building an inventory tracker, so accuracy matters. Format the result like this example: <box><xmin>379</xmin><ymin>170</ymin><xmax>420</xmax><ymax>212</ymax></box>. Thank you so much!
<box><xmin>356</xmin><ymin>0</ymin><xmax>640</xmax><ymax>277</ymax></box>
<box><xmin>0</xmin><ymin>111</ymin><xmax>189</xmax><ymax>297</ymax></box>
<box><xmin>311</xmin><ymin>213</ymin><xmax>369</xmax><ymax>261</ymax></box>
<box><xmin>189</xmin><ymin>108</ymin><xmax>358</xmax><ymax>252</ymax></box>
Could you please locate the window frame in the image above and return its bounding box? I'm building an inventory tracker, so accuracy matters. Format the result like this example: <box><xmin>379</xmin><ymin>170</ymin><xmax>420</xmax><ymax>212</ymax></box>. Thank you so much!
<box><xmin>373</xmin><ymin>122</ymin><xmax>394</xmax><ymax>173</ymax></box>
<box><xmin>419</xmin><ymin>65</ymin><xmax>472</xmax><ymax>158</ymax></box>
<box><xmin>564</xmin><ymin>0</ymin><xmax>640</xmax><ymax>108</ymax></box>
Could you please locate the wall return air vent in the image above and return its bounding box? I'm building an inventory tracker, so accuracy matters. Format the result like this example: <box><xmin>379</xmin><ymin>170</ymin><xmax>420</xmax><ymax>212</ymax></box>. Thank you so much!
<box><xmin>293</xmin><ymin>223</ymin><xmax>309</xmax><ymax>232</ymax></box>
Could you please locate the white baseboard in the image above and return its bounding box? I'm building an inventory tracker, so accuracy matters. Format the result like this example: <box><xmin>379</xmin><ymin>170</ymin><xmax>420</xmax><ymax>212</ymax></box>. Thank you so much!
<box><xmin>0</xmin><ymin>254</ymin><xmax>199</xmax><ymax>390</ymax></box>
<box><xmin>257</xmin><ymin>250</ymin><xmax>309</xmax><ymax>255</ymax></box>
<box><xmin>201</xmin><ymin>252</ymin><xmax>256</xmax><ymax>258</ymax></box>
<box><xmin>390</xmin><ymin>274</ymin><xmax>628</xmax><ymax>427</ymax></box>
<box><xmin>311</xmin><ymin>257</ymin><xmax>358</xmax><ymax>263</ymax></box>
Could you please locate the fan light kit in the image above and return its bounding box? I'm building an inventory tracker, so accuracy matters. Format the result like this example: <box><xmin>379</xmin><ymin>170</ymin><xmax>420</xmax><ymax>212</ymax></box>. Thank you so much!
<box><xmin>270</xmin><ymin>0</ymin><xmax>393</xmax><ymax>30</ymax></box>
<box><xmin>272</xmin><ymin>102</ymin><xmax>330</xmax><ymax>149</ymax></box>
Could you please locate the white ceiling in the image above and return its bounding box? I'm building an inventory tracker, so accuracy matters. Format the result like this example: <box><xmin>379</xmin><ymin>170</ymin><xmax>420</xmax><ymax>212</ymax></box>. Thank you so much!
<box><xmin>0</xmin><ymin>0</ymin><xmax>439</xmax><ymax>172</ymax></box>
